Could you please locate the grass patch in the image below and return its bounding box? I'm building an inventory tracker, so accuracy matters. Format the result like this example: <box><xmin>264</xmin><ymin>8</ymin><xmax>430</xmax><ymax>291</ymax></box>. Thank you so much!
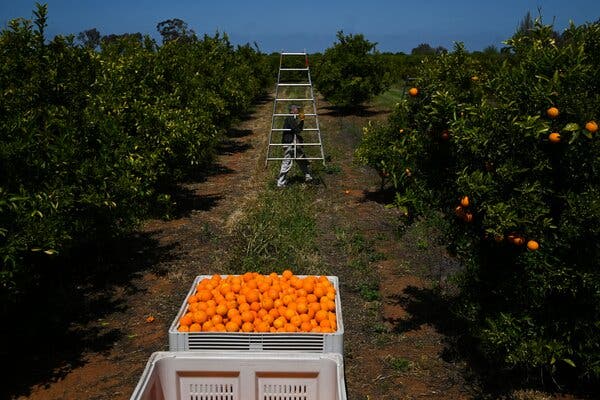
<box><xmin>226</xmin><ymin>185</ymin><xmax>325</xmax><ymax>276</ymax></box>
<box><xmin>372</xmin><ymin>84</ymin><xmax>406</xmax><ymax>110</ymax></box>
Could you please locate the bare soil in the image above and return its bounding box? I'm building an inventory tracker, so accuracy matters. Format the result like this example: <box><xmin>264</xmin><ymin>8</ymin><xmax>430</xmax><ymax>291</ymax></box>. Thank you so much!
<box><xmin>4</xmin><ymin>94</ymin><xmax>589</xmax><ymax>400</ymax></box>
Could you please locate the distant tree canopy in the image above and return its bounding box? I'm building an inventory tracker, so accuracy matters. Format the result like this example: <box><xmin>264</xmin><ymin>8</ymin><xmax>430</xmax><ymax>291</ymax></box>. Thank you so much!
<box><xmin>410</xmin><ymin>43</ymin><xmax>447</xmax><ymax>56</ymax></box>
<box><xmin>156</xmin><ymin>18</ymin><xmax>196</xmax><ymax>43</ymax></box>
<box><xmin>314</xmin><ymin>31</ymin><xmax>387</xmax><ymax>108</ymax></box>
<box><xmin>77</xmin><ymin>28</ymin><xmax>101</xmax><ymax>49</ymax></box>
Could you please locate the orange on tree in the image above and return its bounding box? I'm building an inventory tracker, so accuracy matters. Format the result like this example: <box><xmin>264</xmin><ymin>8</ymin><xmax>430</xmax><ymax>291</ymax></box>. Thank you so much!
<box><xmin>527</xmin><ymin>240</ymin><xmax>539</xmax><ymax>251</ymax></box>
<box><xmin>549</xmin><ymin>132</ymin><xmax>561</xmax><ymax>143</ymax></box>
<box><xmin>460</xmin><ymin>196</ymin><xmax>470</xmax><ymax>207</ymax></box>
<box><xmin>585</xmin><ymin>120</ymin><xmax>598</xmax><ymax>133</ymax></box>
<box><xmin>546</xmin><ymin>107</ymin><xmax>559</xmax><ymax>119</ymax></box>
<box><xmin>408</xmin><ymin>87</ymin><xmax>419</xmax><ymax>97</ymax></box>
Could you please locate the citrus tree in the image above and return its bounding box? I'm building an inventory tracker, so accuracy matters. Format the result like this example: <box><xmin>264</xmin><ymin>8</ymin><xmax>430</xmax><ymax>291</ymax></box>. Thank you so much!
<box><xmin>357</xmin><ymin>20</ymin><xmax>600</xmax><ymax>387</ymax></box>
<box><xmin>0</xmin><ymin>5</ymin><xmax>270</xmax><ymax>305</ymax></box>
<box><xmin>314</xmin><ymin>31</ymin><xmax>387</xmax><ymax>108</ymax></box>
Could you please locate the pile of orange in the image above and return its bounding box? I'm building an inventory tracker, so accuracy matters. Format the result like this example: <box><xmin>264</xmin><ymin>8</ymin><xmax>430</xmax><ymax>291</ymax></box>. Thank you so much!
<box><xmin>177</xmin><ymin>270</ymin><xmax>337</xmax><ymax>334</ymax></box>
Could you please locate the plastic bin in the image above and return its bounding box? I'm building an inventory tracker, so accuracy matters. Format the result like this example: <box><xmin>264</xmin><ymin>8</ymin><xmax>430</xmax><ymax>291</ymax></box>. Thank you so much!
<box><xmin>130</xmin><ymin>351</ymin><xmax>347</xmax><ymax>400</ymax></box>
<box><xmin>168</xmin><ymin>275</ymin><xmax>344</xmax><ymax>353</ymax></box>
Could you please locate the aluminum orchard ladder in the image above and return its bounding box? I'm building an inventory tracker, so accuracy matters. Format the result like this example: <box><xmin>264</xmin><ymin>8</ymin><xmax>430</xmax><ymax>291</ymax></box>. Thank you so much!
<box><xmin>266</xmin><ymin>51</ymin><xmax>325</xmax><ymax>166</ymax></box>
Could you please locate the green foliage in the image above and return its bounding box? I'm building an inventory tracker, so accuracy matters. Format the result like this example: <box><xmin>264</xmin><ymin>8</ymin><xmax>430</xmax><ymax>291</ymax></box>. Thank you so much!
<box><xmin>314</xmin><ymin>31</ymin><xmax>387</xmax><ymax>108</ymax></box>
<box><xmin>0</xmin><ymin>5</ymin><xmax>270</xmax><ymax>303</ymax></box>
<box><xmin>357</xmin><ymin>20</ymin><xmax>600</xmax><ymax>388</ymax></box>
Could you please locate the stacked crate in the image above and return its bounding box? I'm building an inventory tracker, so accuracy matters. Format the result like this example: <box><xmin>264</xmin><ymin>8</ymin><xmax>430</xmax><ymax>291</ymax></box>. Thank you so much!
<box><xmin>130</xmin><ymin>274</ymin><xmax>347</xmax><ymax>400</ymax></box>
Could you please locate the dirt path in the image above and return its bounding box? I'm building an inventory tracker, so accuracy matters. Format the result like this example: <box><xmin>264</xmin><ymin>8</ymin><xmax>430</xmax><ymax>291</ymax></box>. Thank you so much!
<box><xmin>14</xmin><ymin>94</ymin><xmax>474</xmax><ymax>400</ymax></box>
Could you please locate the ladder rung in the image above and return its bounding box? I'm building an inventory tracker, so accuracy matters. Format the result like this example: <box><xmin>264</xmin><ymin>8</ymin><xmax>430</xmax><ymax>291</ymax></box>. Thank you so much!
<box><xmin>281</xmin><ymin>52</ymin><xmax>306</xmax><ymax>55</ymax></box>
<box><xmin>275</xmin><ymin>98</ymin><xmax>313</xmax><ymax>101</ymax></box>
<box><xmin>268</xmin><ymin>143</ymin><xmax>323</xmax><ymax>146</ymax></box>
<box><xmin>277</xmin><ymin>83</ymin><xmax>311</xmax><ymax>87</ymax></box>
<box><xmin>272</xmin><ymin>128</ymin><xmax>319</xmax><ymax>131</ymax></box>
<box><xmin>280</xmin><ymin>68</ymin><xmax>309</xmax><ymax>71</ymax></box>
<box><xmin>273</xmin><ymin>113</ymin><xmax>317</xmax><ymax>117</ymax></box>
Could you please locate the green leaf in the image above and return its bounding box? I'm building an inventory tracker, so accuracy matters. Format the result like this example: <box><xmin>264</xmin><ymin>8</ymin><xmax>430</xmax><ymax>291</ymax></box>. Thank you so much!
<box><xmin>568</xmin><ymin>131</ymin><xmax>579</xmax><ymax>144</ymax></box>
<box><xmin>562</xmin><ymin>358</ymin><xmax>576</xmax><ymax>368</ymax></box>
<box><xmin>563</xmin><ymin>123</ymin><xmax>580</xmax><ymax>132</ymax></box>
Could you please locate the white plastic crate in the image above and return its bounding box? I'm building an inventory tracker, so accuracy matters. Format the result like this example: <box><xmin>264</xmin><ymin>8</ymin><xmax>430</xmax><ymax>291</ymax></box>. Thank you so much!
<box><xmin>168</xmin><ymin>275</ymin><xmax>344</xmax><ymax>353</ymax></box>
<box><xmin>130</xmin><ymin>351</ymin><xmax>347</xmax><ymax>400</ymax></box>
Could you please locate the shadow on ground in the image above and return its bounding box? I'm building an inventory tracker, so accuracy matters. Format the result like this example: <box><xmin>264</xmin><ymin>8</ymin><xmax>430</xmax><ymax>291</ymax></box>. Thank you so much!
<box><xmin>0</xmin><ymin>233</ymin><xmax>176</xmax><ymax>399</ymax></box>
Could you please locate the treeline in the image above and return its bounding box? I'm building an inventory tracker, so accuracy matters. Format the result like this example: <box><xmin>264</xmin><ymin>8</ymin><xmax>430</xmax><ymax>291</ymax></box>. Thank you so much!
<box><xmin>0</xmin><ymin>4</ymin><xmax>271</xmax><ymax>304</ymax></box>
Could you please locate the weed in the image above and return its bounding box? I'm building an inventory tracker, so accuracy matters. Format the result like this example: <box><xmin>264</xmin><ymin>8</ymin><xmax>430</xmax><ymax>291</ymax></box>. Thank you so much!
<box><xmin>385</xmin><ymin>355</ymin><xmax>413</xmax><ymax>372</ymax></box>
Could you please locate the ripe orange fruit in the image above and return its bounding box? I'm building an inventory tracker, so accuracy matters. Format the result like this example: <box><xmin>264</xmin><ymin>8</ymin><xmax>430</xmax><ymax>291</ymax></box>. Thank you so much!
<box><xmin>549</xmin><ymin>132</ymin><xmax>561</xmax><ymax>143</ymax></box>
<box><xmin>182</xmin><ymin>273</ymin><xmax>337</xmax><ymax>333</ymax></box>
<box><xmin>463</xmin><ymin>213</ymin><xmax>473</xmax><ymax>223</ymax></box>
<box><xmin>585</xmin><ymin>121</ymin><xmax>598</xmax><ymax>133</ymax></box>
<box><xmin>408</xmin><ymin>87</ymin><xmax>418</xmax><ymax>97</ymax></box>
<box><xmin>546</xmin><ymin>107</ymin><xmax>559</xmax><ymax>119</ymax></box>
<box><xmin>460</xmin><ymin>196</ymin><xmax>469</xmax><ymax>207</ymax></box>
<box><xmin>527</xmin><ymin>240</ymin><xmax>539</xmax><ymax>251</ymax></box>
<box><xmin>512</xmin><ymin>236</ymin><xmax>525</xmax><ymax>246</ymax></box>
<box><xmin>454</xmin><ymin>205</ymin><xmax>464</xmax><ymax>217</ymax></box>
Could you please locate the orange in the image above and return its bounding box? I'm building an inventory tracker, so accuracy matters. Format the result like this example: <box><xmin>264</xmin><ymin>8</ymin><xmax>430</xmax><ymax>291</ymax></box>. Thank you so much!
<box><xmin>225</xmin><ymin>321</ymin><xmax>240</xmax><ymax>332</ymax></box>
<box><xmin>282</xmin><ymin>269</ymin><xmax>293</xmax><ymax>279</ymax></box>
<box><xmin>290</xmin><ymin>315</ymin><xmax>302</xmax><ymax>327</ymax></box>
<box><xmin>320</xmin><ymin>319</ymin><xmax>331</xmax><ymax>329</ymax></box>
<box><xmin>549</xmin><ymin>132</ymin><xmax>561</xmax><ymax>143</ymax></box>
<box><xmin>255</xmin><ymin>321</ymin><xmax>270</xmax><ymax>332</ymax></box>
<box><xmin>300</xmin><ymin>322</ymin><xmax>312</xmax><ymax>332</ymax></box>
<box><xmin>211</xmin><ymin>314</ymin><xmax>223</xmax><ymax>325</ymax></box>
<box><xmin>241</xmin><ymin>310</ymin><xmax>254</xmax><ymax>323</ymax></box>
<box><xmin>585</xmin><ymin>120</ymin><xmax>598</xmax><ymax>133</ymax></box>
<box><xmin>180</xmin><ymin>313</ymin><xmax>193</xmax><ymax>327</ymax></box>
<box><xmin>408</xmin><ymin>87</ymin><xmax>418</xmax><ymax>97</ymax></box>
<box><xmin>189</xmin><ymin>323</ymin><xmax>202</xmax><ymax>332</ymax></box>
<box><xmin>178</xmin><ymin>325</ymin><xmax>190</xmax><ymax>332</ymax></box>
<box><xmin>250</xmin><ymin>301</ymin><xmax>261</xmax><ymax>312</ymax></box>
<box><xmin>192</xmin><ymin>310</ymin><xmax>208</xmax><ymax>324</ymax></box>
<box><xmin>315</xmin><ymin>309</ymin><xmax>328</xmax><ymax>323</ymax></box>
<box><xmin>546</xmin><ymin>107</ymin><xmax>559</xmax><ymax>119</ymax></box>
<box><xmin>215</xmin><ymin>304</ymin><xmax>228</xmax><ymax>316</ymax></box>
<box><xmin>227</xmin><ymin>308</ymin><xmax>240</xmax><ymax>319</ymax></box>
<box><xmin>460</xmin><ymin>196</ymin><xmax>469</xmax><ymax>207</ymax></box>
<box><xmin>273</xmin><ymin>316</ymin><xmax>286</xmax><ymax>329</ymax></box>
<box><xmin>241</xmin><ymin>322</ymin><xmax>254</xmax><ymax>332</ymax></box>
<box><xmin>261</xmin><ymin>297</ymin><xmax>274</xmax><ymax>311</ymax></box>
<box><xmin>313</xmin><ymin>285</ymin><xmax>325</xmax><ymax>299</ymax></box>
<box><xmin>283</xmin><ymin>308</ymin><xmax>297</xmax><ymax>321</ymax></box>
<box><xmin>215</xmin><ymin>323</ymin><xmax>226</xmax><ymax>332</ymax></box>
<box><xmin>296</xmin><ymin>302</ymin><xmax>308</xmax><ymax>314</ymax></box>
<box><xmin>527</xmin><ymin>240</ymin><xmax>539</xmax><ymax>251</ymax></box>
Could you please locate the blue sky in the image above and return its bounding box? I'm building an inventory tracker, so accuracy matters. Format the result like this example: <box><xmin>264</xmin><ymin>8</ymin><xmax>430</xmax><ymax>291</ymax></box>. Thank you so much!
<box><xmin>1</xmin><ymin>1</ymin><xmax>599</xmax><ymax>53</ymax></box>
